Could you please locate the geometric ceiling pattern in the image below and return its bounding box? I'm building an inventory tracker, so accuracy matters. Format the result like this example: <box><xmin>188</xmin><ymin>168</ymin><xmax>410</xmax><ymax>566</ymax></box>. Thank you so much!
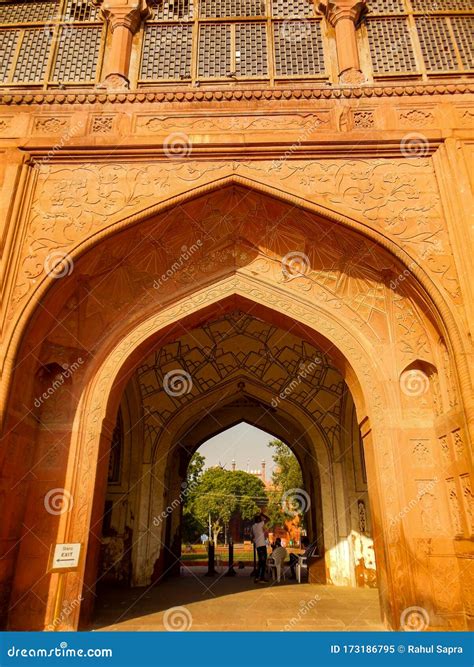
<box><xmin>135</xmin><ymin>310</ymin><xmax>347</xmax><ymax>452</ymax></box>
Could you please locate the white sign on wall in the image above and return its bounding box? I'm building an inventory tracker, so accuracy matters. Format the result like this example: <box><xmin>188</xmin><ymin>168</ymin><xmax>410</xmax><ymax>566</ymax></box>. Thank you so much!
<box><xmin>50</xmin><ymin>543</ymin><xmax>82</xmax><ymax>572</ymax></box>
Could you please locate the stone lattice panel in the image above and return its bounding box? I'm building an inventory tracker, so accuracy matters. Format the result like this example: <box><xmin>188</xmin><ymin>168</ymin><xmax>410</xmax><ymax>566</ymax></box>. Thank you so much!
<box><xmin>64</xmin><ymin>0</ymin><xmax>99</xmax><ymax>21</ymax></box>
<box><xmin>141</xmin><ymin>24</ymin><xmax>193</xmax><ymax>80</ymax></box>
<box><xmin>12</xmin><ymin>28</ymin><xmax>51</xmax><ymax>83</ymax></box>
<box><xmin>200</xmin><ymin>0</ymin><xmax>264</xmax><ymax>18</ymax></box>
<box><xmin>198</xmin><ymin>23</ymin><xmax>231</xmax><ymax>77</ymax></box>
<box><xmin>0</xmin><ymin>29</ymin><xmax>19</xmax><ymax>81</ymax></box>
<box><xmin>52</xmin><ymin>25</ymin><xmax>102</xmax><ymax>82</ymax></box>
<box><xmin>0</xmin><ymin>1</ymin><xmax>59</xmax><ymax>23</ymax></box>
<box><xmin>450</xmin><ymin>16</ymin><xmax>474</xmax><ymax>70</ymax></box>
<box><xmin>416</xmin><ymin>17</ymin><xmax>458</xmax><ymax>71</ymax></box>
<box><xmin>235</xmin><ymin>22</ymin><xmax>268</xmax><ymax>76</ymax></box>
<box><xmin>271</xmin><ymin>0</ymin><xmax>316</xmax><ymax>17</ymax></box>
<box><xmin>366</xmin><ymin>17</ymin><xmax>417</xmax><ymax>74</ymax></box>
<box><xmin>411</xmin><ymin>0</ymin><xmax>474</xmax><ymax>10</ymax></box>
<box><xmin>273</xmin><ymin>20</ymin><xmax>325</xmax><ymax>76</ymax></box>
<box><xmin>368</xmin><ymin>0</ymin><xmax>405</xmax><ymax>13</ymax></box>
<box><xmin>150</xmin><ymin>0</ymin><xmax>194</xmax><ymax>20</ymax></box>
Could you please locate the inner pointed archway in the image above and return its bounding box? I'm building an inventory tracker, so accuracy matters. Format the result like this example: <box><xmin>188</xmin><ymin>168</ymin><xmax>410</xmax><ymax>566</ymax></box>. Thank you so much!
<box><xmin>90</xmin><ymin>310</ymin><xmax>380</xmax><ymax>631</ymax></box>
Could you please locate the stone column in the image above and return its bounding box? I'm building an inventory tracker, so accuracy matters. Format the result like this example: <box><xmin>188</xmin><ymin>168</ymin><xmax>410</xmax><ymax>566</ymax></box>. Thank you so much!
<box><xmin>94</xmin><ymin>0</ymin><xmax>151</xmax><ymax>89</ymax></box>
<box><xmin>318</xmin><ymin>0</ymin><xmax>367</xmax><ymax>83</ymax></box>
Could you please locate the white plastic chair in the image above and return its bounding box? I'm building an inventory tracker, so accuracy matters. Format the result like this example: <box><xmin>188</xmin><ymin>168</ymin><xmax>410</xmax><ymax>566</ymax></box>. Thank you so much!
<box><xmin>296</xmin><ymin>555</ymin><xmax>308</xmax><ymax>583</ymax></box>
<box><xmin>267</xmin><ymin>557</ymin><xmax>286</xmax><ymax>582</ymax></box>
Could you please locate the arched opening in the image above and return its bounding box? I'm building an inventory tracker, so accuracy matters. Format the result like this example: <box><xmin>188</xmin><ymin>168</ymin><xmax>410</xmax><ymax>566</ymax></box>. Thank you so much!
<box><xmin>1</xmin><ymin>183</ymin><xmax>469</xmax><ymax>632</ymax></box>
<box><xmin>91</xmin><ymin>404</ymin><xmax>381</xmax><ymax>631</ymax></box>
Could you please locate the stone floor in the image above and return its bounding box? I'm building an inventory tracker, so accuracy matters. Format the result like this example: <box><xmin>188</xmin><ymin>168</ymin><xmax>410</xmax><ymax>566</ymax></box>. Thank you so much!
<box><xmin>92</xmin><ymin>568</ymin><xmax>385</xmax><ymax>632</ymax></box>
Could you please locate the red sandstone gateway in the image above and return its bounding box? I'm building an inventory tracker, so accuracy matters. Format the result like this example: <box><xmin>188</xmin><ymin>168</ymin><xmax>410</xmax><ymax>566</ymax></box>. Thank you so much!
<box><xmin>0</xmin><ymin>0</ymin><xmax>472</xmax><ymax>633</ymax></box>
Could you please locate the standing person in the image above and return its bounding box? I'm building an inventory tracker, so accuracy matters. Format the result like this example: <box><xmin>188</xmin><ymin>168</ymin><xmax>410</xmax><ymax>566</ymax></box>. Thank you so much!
<box><xmin>251</xmin><ymin>512</ymin><xmax>269</xmax><ymax>583</ymax></box>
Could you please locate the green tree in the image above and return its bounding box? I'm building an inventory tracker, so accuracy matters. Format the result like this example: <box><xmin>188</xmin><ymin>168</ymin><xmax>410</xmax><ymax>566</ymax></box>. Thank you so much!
<box><xmin>267</xmin><ymin>439</ymin><xmax>304</xmax><ymax>529</ymax></box>
<box><xmin>186</xmin><ymin>452</ymin><xmax>206</xmax><ymax>490</ymax></box>
<box><xmin>189</xmin><ymin>466</ymin><xmax>267</xmax><ymax>544</ymax></box>
<box><xmin>182</xmin><ymin>452</ymin><xmax>206</xmax><ymax>542</ymax></box>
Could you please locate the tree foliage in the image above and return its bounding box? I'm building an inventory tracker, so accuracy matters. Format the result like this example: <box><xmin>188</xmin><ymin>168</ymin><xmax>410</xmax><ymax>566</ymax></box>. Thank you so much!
<box><xmin>185</xmin><ymin>452</ymin><xmax>206</xmax><ymax>491</ymax></box>
<box><xmin>266</xmin><ymin>439</ymin><xmax>304</xmax><ymax>528</ymax></box>
<box><xmin>181</xmin><ymin>452</ymin><xmax>207</xmax><ymax>542</ymax></box>
<box><xmin>187</xmin><ymin>466</ymin><xmax>268</xmax><ymax>544</ymax></box>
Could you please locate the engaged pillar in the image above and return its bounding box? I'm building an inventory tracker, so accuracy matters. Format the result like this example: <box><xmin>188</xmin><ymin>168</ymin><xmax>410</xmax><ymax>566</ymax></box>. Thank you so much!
<box><xmin>318</xmin><ymin>0</ymin><xmax>367</xmax><ymax>84</ymax></box>
<box><xmin>94</xmin><ymin>0</ymin><xmax>150</xmax><ymax>89</ymax></box>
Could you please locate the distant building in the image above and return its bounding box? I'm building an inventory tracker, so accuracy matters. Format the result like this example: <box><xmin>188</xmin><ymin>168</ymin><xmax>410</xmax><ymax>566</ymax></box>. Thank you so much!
<box><xmin>229</xmin><ymin>458</ymin><xmax>302</xmax><ymax>546</ymax></box>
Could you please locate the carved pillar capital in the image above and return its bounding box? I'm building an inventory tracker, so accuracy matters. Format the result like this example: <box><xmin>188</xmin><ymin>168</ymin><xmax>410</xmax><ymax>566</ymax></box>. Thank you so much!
<box><xmin>93</xmin><ymin>0</ymin><xmax>151</xmax><ymax>89</ymax></box>
<box><xmin>318</xmin><ymin>0</ymin><xmax>367</xmax><ymax>82</ymax></box>
<box><xmin>318</xmin><ymin>0</ymin><xmax>367</xmax><ymax>26</ymax></box>
<box><xmin>93</xmin><ymin>0</ymin><xmax>151</xmax><ymax>33</ymax></box>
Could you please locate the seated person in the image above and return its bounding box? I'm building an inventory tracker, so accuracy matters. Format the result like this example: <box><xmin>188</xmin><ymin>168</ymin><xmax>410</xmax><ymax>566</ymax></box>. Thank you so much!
<box><xmin>289</xmin><ymin>536</ymin><xmax>319</xmax><ymax>579</ymax></box>
<box><xmin>270</xmin><ymin>537</ymin><xmax>288</xmax><ymax>566</ymax></box>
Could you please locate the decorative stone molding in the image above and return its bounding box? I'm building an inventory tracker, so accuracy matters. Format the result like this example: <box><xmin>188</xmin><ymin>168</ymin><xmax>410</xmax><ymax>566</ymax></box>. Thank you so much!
<box><xmin>0</xmin><ymin>83</ymin><xmax>472</xmax><ymax>107</ymax></box>
<box><xmin>319</xmin><ymin>0</ymin><xmax>367</xmax><ymax>81</ymax></box>
<box><xmin>93</xmin><ymin>0</ymin><xmax>151</xmax><ymax>89</ymax></box>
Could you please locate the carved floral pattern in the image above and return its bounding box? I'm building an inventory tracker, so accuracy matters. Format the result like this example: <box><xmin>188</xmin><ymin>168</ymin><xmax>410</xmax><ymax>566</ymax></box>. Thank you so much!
<box><xmin>446</xmin><ymin>478</ymin><xmax>463</xmax><ymax>535</ymax></box>
<box><xmin>353</xmin><ymin>110</ymin><xmax>374</xmax><ymax>128</ymax></box>
<box><xmin>398</xmin><ymin>108</ymin><xmax>435</xmax><ymax>126</ymax></box>
<box><xmin>452</xmin><ymin>430</ymin><xmax>464</xmax><ymax>459</ymax></box>
<box><xmin>412</xmin><ymin>439</ymin><xmax>432</xmax><ymax>467</ymax></box>
<box><xmin>0</xmin><ymin>117</ymin><xmax>12</xmax><ymax>132</ymax></box>
<box><xmin>418</xmin><ymin>480</ymin><xmax>441</xmax><ymax>532</ymax></box>
<box><xmin>33</xmin><ymin>117</ymin><xmax>68</xmax><ymax>133</ymax></box>
<box><xmin>10</xmin><ymin>156</ymin><xmax>460</xmax><ymax>337</ymax></box>
<box><xmin>439</xmin><ymin>435</ymin><xmax>451</xmax><ymax>465</ymax></box>
<box><xmin>136</xmin><ymin>113</ymin><xmax>330</xmax><ymax>133</ymax></box>
<box><xmin>91</xmin><ymin>115</ymin><xmax>114</xmax><ymax>134</ymax></box>
<box><xmin>460</xmin><ymin>475</ymin><xmax>473</xmax><ymax>535</ymax></box>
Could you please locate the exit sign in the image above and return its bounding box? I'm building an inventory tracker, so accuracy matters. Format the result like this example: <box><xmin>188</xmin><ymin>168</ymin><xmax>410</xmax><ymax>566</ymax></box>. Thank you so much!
<box><xmin>50</xmin><ymin>543</ymin><xmax>82</xmax><ymax>572</ymax></box>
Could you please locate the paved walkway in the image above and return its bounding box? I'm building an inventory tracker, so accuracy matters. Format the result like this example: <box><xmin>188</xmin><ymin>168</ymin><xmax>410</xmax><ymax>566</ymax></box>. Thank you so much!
<box><xmin>92</xmin><ymin>569</ymin><xmax>385</xmax><ymax>632</ymax></box>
